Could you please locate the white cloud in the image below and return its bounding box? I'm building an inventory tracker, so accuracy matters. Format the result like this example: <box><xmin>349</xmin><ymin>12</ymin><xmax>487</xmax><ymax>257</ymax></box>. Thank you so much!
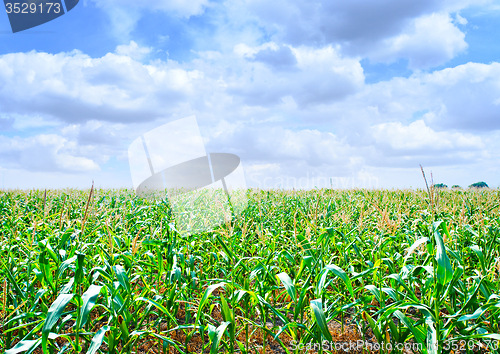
<box><xmin>229</xmin><ymin>43</ymin><xmax>364</xmax><ymax>106</ymax></box>
<box><xmin>203</xmin><ymin>122</ymin><xmax>358</xmax><ymax>177</ymax></box>
<box><xmin>242</xmin><ymin>1</ymin><xmax>475</xmax><ymax>45</ymax></box>
<box><xmin>2</xmin><ymin>0</ymin><xmax>500</xmax><ymax>189</ymax></box>
<box><xmin>0</xmin><ymin>50</ymin><xmax>204</xmax><ymax>123</ymax></box>
<box><xmin>232</xmin><ymin>0</ymin><xmax>491</xmax><ymax>69</ymax></box>
<box><xmin>0</xmin><ymin>134</ymin><xmax>100</xmax><ymax>173</ymax></box>
<box><xmin>115</xmin><ymin>41</ymin><xmax>152</xmax><ymax>61</ymax></box>
<box><xmin>414</xmin><ymin>62</ymin><xmax>500</xmax><ymax>130</ymax></box>
<box><xmin>455</xmin><ymin>12</ymin><xmax>468</xmax><ymax>25</ymax></box>
<box><xmin>243</xmin><ymin>0</ymin><xmax>438</xmax><ymax>46</ymax></box>
<box><xmin>2</xmin><ymin>44</ymin><xmax>498</xmax><ymax>180</ymax></box>
<box><xmin>369</xmin><ymin>13</ymin><xmax>467</xmax><ymax>69</ymax></box>
<box><xmin>323</xmin><ymin>61</ymin><xmax>500</xmax><ymax>135</ymax></box>
<box><xmin>372</xmin><ymin>119</ymin><xmax>483</xmax><ymax>151</ymax></box>
<box><xmin>233</xmin><ymin>42</ymin><xmax>279</xmax><ymax>58</ymax></box>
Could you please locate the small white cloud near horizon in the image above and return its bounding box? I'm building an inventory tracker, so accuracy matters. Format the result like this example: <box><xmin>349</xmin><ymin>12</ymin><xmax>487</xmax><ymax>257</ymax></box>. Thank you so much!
<box><xmin>0</xmin><ymin>134</ymin><xmax>100</xmax><ymax>173</ymax></box>
<box><xmin>115</xmin><ymin>41</ymin><xmax>153</xmax><ymax>61</ymax></box>
<box><xmin>372</xmin><ymin>119</ymin><xmax>484</xmax><ymax>151</ymax></box>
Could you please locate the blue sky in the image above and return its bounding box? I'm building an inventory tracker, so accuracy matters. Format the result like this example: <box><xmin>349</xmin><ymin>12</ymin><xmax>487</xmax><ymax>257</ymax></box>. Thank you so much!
<box><xmin>0</xmin><ymin>0</ymin><xmax>500</xmax><ymax>189</ymax></box>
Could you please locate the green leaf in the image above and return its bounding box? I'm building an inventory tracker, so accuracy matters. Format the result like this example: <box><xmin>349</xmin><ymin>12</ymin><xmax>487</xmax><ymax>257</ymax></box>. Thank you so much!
<box><xmin>469</xmin><ymin>245</ymin><xmax>485</xmax><ymax>272</ymax></box>
<box><xmin>1</xmin><ymin>262</ymin><xmax>26</xmax><ymax>300</ymax></box>
<box><xmin>75</xmin><ymin>252</ymin><xmax>86</xmax><ymax>286</ymax></box>
<box><xmin>215</xmin><ymin>234</ymin><xmax>235</xmax><ymax>263</ymax></box>
<box><xmin>277</xmin><ymin>272</ymin><xmax>296</xmax><ymax>304</ymax></box>
<box><xmin>38</xmin><ymin>240</ymin><xmax>59</xmax><ymax>264</ymax></box>
<box><xmin>5</xmin><ymin>339</ymin><xmax>42</xmax><ymax>354</ymax></box>
<box><xmin>59</xmin><ymin>278</ymin><xmax>74</xmax><ymax>295</ymax></box>
<box><xmin>457</xmin><ymin>301</ymin><xmax>500</xmax><ymax>322</ymax></box>
<box><xmin>295</xmin><ymin>275</ymin><xmax>312</xmax><ymax>320</ymax></box>
<box><xmin>362</xmin><ymin>311</ymin><xmax>382</xmax><ymax>343</ymax></box>
<box><xmin>433</xmin><ymin>221</ymin><xmax>453</xmax><ymax>285</ymax></box>
<box><xmin>39</xmin><ymin>251</ymin><xmax>55</xmax><ymax>293</ymax></box>
<box><xmin>426</xmin><ymin>317</ymin><xmax>438</xmax><ymax>354</ymax></box>
<box><xmin>77</xmin><ymin>285</ymin><xmax>102</xmax><ymax>330</ymax></box>
<box><xmin>404</xmin><ymin>237</ymin><xmax>429</xmax><ymax>265</ymax></box>
<box><xmin>86</xmin><ymin>325</ymin><xmax>109</xmax><ymax>354</ymax></box>
<box><xmin>322</xmin><ymin>264</ymin><xmax>354</xmax><ymax>299</ymax></box>
<box><xmin>393</xmin><ymin>310</ymin><xmax>426</xmax><ymax>345</ymax></box>
<box><xmin>365</xmin><ymin>285</ymin><xmax>383</xmax><ymax>304</ymax></box>
<box><xmin>210</xmin><ymin>321</ymin><xmax>231</xmax><ymax>354</ymax></box>
<box><xmin>29</xmin><ymin>289</ymin><xmax>47</xmax><ymax>312</ymax></box>
<box><xmin>257</xmin><ymin>294</ymin><xmax>289</xmax><ymax>325</ymax></box>
<box><xmin>135</xmin><ymin>297</ymin><xmax>178</xmax><ymax>324</ymax></box>
<box><xmin>220</xmin><ymin>294</ymin><xmax>235</xmax><ymax>345</ymax></box>
<box><xmin>310</xmin><ymin>299</ymin><xmax>332</xmax><ymax>342</ymax></box>
<box><xmin>452</xmin><ymin>333</ymin><xmax>500</xmax><ymax>342</ymax></box>
<box><xmin>42</xmin><ymin>293</ymin><xmax>74</xmax><ymax>353</ymax></box>
<box><xmin>55</xmin><ymin>255</ymin><xmax>77</xmax><ymax>280</ymax></box>
<box><xmin>196</xmin><ymin>282</ymin><xmax>226</xmax><ymax>324</ymax></box>
<box><xmin>146</xmin><ymin>332</ymin><xmax>185</xmax><ymax>353</ymax></box>
<box><xmin>398</xmin><ymin>303</ymin><xmax>435</xmax><ymax>321</ymax></box>
<box><xmin>449</xmin><ymin>277</ymin><xmax>485</xmax><ymax>318</ymax></box>
<box><xmin>220</xmin><ymin>294</ymin><xmax>233</xmax><ymax>324</ymax></box>
<box><xmin>58</xmin><ymin>228</ymin><xmax>75</xmax><ymax>249</ymax></box>
<box><xmin>381</xmin><ymin>287</ymin><xmax>398</xmax><ymax>301</ymax></box>
<box><xmin>113</xmin><ymin>264</ymin><xmax>130</xmax><ymax>294</ymax></box>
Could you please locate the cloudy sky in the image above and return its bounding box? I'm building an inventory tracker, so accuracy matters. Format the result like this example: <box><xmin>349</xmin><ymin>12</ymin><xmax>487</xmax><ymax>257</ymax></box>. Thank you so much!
<box><xmin>0</xmin><ymin>0</ymin><xmax>499</xmax><ymax>189</ymax></box>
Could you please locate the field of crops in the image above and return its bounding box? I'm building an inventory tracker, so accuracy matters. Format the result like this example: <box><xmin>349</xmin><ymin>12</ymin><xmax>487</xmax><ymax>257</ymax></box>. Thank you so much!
<box><xmin>1</xmin><ymin>187</ymin><xmax>500</xmax><ymax>354</ymax></box>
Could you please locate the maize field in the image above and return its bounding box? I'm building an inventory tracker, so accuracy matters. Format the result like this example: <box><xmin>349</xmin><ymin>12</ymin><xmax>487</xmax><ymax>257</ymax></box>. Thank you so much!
<box><xmin>1</xmin><ymin>187</ymin><xmax>500</xmax><ymax>353</ymax></box>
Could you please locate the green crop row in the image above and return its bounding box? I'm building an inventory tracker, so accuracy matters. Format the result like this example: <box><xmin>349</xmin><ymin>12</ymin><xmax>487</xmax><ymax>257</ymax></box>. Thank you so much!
<box><xmin>0</xmin><ymin>187</ymin><xmax>499</xmax><ymax>353</ymax></box>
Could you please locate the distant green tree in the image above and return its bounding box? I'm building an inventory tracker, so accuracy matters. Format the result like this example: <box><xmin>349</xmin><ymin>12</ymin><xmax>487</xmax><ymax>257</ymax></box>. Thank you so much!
<box><xmin>469</xmin><ymin>181</ymin><xmax>489</xmax><ymax>188</ymax></box>
<box><xmin>451</xmin><ymin>185</ymin><xmax>461</xmax><ymax>189</ymax></box>
<box><xmin>434</xmin><ymin>183</ymin><xmax>447</xmax><ymax>189</ymax></box>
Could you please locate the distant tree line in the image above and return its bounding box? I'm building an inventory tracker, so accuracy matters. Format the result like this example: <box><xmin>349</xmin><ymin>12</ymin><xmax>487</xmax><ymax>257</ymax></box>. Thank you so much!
<box><xmin>433</xmin><ymin>182</ymin><xmax>490</xmax><ymax>189</ymax></box>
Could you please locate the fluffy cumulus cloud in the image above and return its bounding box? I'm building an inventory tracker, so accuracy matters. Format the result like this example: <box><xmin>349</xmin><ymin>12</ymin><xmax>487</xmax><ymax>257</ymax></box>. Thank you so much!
<box><xmin>368</xmin><ymin>13</ymin><xmax>467</xmax><ymax>69</ymax></box>
<box><xmin>249</xmin><ymin>45</ymin><xmax>298</xmax><ymax>71</ymax></box>
<box><xmin>368</xmin><ymin>120</ymin><xmax>486</xmax><ymax>167</ymax></box>
<box><xmin>0</xmin><ymin>49</ymin><xmax>204</xmax><ymax>124</ymax></box>
<box><xmin>1</xmin><ymin>0</ymin><xmax>499</xmax><ymax>188</ymax></box>
<box><xmin>320</xmin><ymin>0</ymin><xmax>438</xmax><ymax>45</ymax></box>
<box><xmin>231</xmin><ymin>43</ymin><xmax>364</xmax><ymax>106</ymax></box>
<box><xmin>239</xmin><ymin>0</ymin><xmax>488</xmax><ymax>69</ymax></box>
<box><xmin>419</xmin><ymin>63</ymin><xmax>500</xmax><ymax>131</ymax></box>
<box><xmin>243</xmin><ymin>0</ymin><xmax>439</xmax><ymax>46</ymax></box>
<box><xmin>0</xmin><ymin>42</ymin><xmax>355</xmax><ymax>178</ymax></box>
<box><xmin>329</xmin><ymin>62</ymin><xmax>500</xmax><ymax>134</ymax></box>
<box><xmin>206</xmin><ymin>124</ymin><xmax>364</xmax><ymax>189</ymax></box>
<box><xmin>115</xmin><ymin>41</ymin><xmax>153</xmax><ymax>61</ymax></box>
<box><xmin>205</xmin><ymin>121</ymin><xmax>354</xmax><ymax>168</ymax></box>
<box><xmin>0</xmin><ymin>40</ymin><xmax>366</xmax><ymax>129</ymax></box>
<box><xmin>372</xmin><ymin>120</ymin><xmax>483</xmax><ymax>152</ymax></box>
<box><xmin>1</xmin><ymin>41</ymin><xmax>498</xmax><ymax>184</ymax></box>
<box><xmin>0</xmin><ymin>134</ymin><xmax>99</xmax><ymax>173</ymax></box>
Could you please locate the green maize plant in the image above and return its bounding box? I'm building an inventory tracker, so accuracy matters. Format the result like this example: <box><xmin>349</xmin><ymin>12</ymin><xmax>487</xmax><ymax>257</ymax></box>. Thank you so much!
<box><xmin>0</xmin><ymin>187</ymin><xmax>499</xmax><ymax>353</ymax></box>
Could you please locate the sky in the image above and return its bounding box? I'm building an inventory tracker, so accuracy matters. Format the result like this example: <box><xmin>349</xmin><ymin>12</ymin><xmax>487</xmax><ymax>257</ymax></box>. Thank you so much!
<box><xmin>0</xmin><ymin>0</ymin><xmax>499</xmax><ymax>190</ymax></box>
